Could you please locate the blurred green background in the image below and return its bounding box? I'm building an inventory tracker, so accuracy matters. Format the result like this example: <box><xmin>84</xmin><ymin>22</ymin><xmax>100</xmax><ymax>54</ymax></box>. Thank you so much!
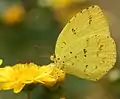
<box><xmin>0</xmin><ymin>0</ymin><xmax>119</xmax><ymax>99</ymax></box>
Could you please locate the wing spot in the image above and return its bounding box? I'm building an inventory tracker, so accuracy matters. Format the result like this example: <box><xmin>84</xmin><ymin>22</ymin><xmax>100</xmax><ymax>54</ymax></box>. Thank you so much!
<box><xmin>86</xmin><ymin>65</ymin><xmax>88</xmax><ymax>68</ymax></box>
<box><xmin>75</xmin><ymin>56</ymin><xmax>77</xmax><ymax>59</ymax></box>
<box><xmin>72</xmin><ymin>28</ymin><xmax>76</xmax><ymax>34</ymax></box>
<box><xmin>86</xmin><ymin>38</ymin><xmax>89</xmax><ymax>46</ymax></box>
<box><xmin>95</xmin><ymin>66</ymin><xmax>98</xmax><ymax>69</ymax></box>
<box><xmin>88</xmin><ymin>15</ymin><xmax>92</xmax><ymax>24</ymax></box>
<box><xmin>64</xmin><ymin>56</ymin><xmax>66</xmax><ymax>58</ymax></box>
<box><xmin>102</xmin><ymin>60</ymin><xmax>105</xmax><ymax>63</ymax></box>
<box><xmin>83</xmin><ymin>49</ymin><xmax>87</xmax><ymax>54</ymax></box>
<box><xmin>80</xmin><ymin>10</ymin><xmax>82</xmax><ymax>13</ymax></box>
<box><xmin>63</xmin><ymin>61</ymin><xmax>65</xmax><ymax>63</ymax></box>
<box><xmin>70</xmin><ymin>52</ymin><xmax>72</xmax><ymax>54</ymax></box>
<box><xmin>99</xmin><ymin>45</ymin><xmax>104</xmax><ymax>50</ymax></box>
<box><xmin>86</xmin><ymin>38</ymin><xmax>89</xmax><ymax>42</ymax></box>
<box><xmin>89</xmin><ymin>20</ymin><xmax>92</xmax><ymax>24</ymax></box>
<box><xmin>83</xmin><ymin>49</ymin><xmax>87</xmax><ymax>57</ymax></box>
<box><xmin>84</xmin><ymin>65</ymin><xmax>88</xmax><ymax>72</ymax></box>
<box><xmin>63</xmin><ymin>42</ymin><xmax>66</xmax><ymax>45</ymax></box>
<box><xmin>72</xmin><ymin>63</ymin><xmax>74</xmax><ymax>65</ymax></box>
<box><xmin>57</xmin><ymin>58</ymin><xmax>60</xmax><ymax>60</ymax></box>
<box><xmin>72</xmin><ymin>28</ymin><xmax>75</xmax><ymax>32</ymax></box>
<box><xmin>87</xmin><ymin>7</ymin><xmax>92</xmax><ymax>24</ymax></box>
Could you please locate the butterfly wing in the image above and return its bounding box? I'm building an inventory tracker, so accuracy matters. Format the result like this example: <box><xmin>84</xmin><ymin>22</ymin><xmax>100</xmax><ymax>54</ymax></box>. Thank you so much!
<box><xmin>54</xmin><ymin>5</ymin><xmax>116</xmax><ymax>81</ymax></box>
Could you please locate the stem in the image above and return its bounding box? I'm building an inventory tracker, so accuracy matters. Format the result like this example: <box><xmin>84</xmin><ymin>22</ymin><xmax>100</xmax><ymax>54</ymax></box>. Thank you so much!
<box><xmin>26</xmin><ymin>91</ymin><xmax>31</xmax><ymax>99</ymax></box>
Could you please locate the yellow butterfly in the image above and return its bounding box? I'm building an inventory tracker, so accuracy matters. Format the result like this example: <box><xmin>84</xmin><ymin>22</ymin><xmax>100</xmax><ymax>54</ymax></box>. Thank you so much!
<box><xmin>51</xmin><ymin>5</ymin><xmax>116</xmax><ymax>81</ymax></box>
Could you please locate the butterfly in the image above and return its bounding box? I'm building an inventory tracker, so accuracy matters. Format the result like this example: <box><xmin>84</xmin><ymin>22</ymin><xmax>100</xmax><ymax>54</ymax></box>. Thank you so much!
<box><xmin>50</xmin><ymin>5</ymin><xmax>116</xmax><ymax>81</ymax></box>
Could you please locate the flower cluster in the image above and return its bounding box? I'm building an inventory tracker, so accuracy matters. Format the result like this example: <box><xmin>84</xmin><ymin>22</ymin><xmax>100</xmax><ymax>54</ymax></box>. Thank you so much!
<box><xmin>0</xmin><ymin>63</ymin><xmax>65</xmax><ymax>93</ymax></box>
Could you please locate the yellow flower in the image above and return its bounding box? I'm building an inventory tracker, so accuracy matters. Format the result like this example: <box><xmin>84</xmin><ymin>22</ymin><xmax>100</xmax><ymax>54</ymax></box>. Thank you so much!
<box><xmin>35</xmin><ymin>63</ymin><xmax>65</xmax><ymax>87</ymax></box>
<box><xmin>0</xmin><ymin>66</ymin><xmax>19</xmax><ymax>91</ymax></box>
<box><xmin>0</xmin><ymin>63</ymin><xmax>65</xmax><ymax>93</ymax></box>
<box><xmin>1</xmin><ymin>4</ymin><xmax>25</xmax><ymax>25</ymax></box>
<box><xmin>12</xmin><ymin>63</ymin><xmax>40</xmax><ymax>84</ymax></box>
